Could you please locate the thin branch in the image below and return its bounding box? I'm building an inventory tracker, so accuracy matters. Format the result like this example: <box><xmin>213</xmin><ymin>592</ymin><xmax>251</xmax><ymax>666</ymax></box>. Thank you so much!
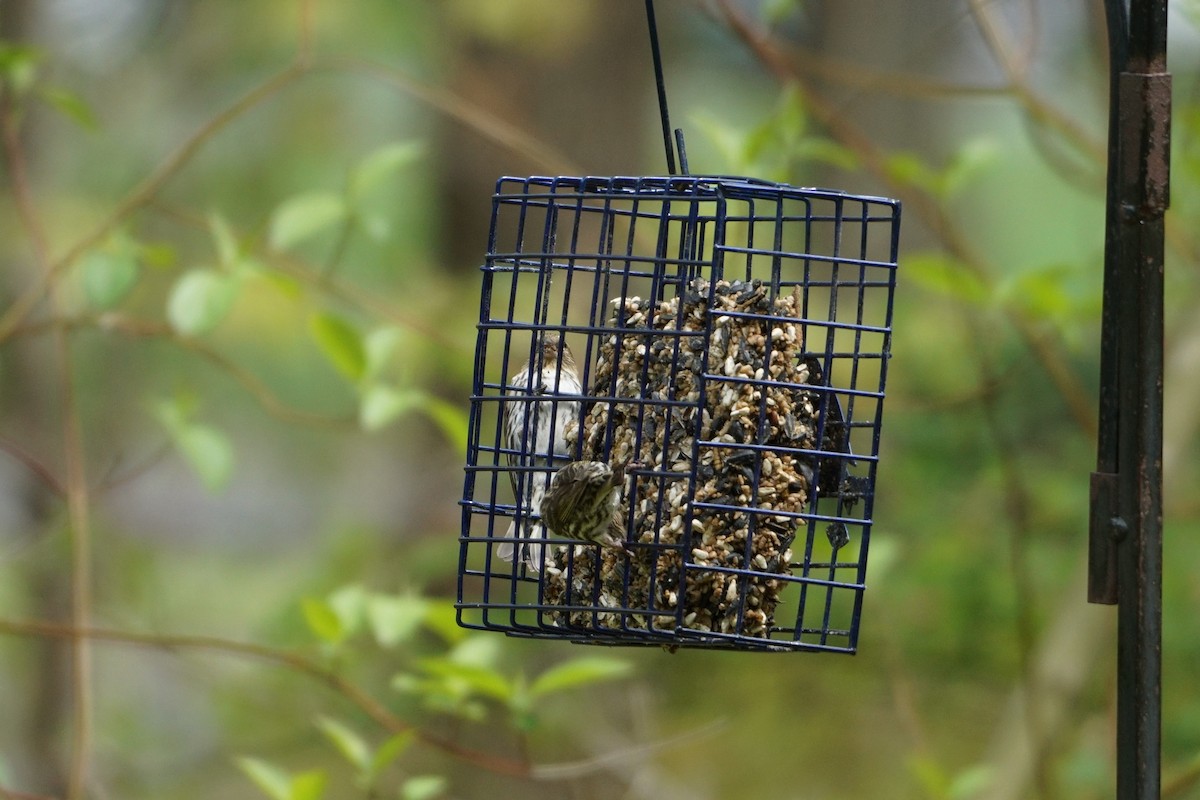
<box><xmin>0</xmin><ymin>617</ymin><xmax>530</xmax><ymax>778</ymax></box>
<box><xmin>0</xmin><ymin>617</ymin><xmax>701</xmax><ymax>782</ymax></box>
<box><xmin>0</xmin><ymin>786</ymin><xmax>60</xmax><ymax>800</ymax></box>
<box><xmin>530</xmin><ymin>719</ymin><xmax>727</xmax><ymax>781</ymax></box>
<box><xmin>297</xmin><ymin>0</ymin><xmax>316</xmax><ymax>65</ymax></box>
<box><xmin>8</xmin><ymin>313</ymin><xmax>355</xmax><ymax>429</ymax></box>
<box><xmin>0</xmin><ymin>62</ymin><xmax>311</xmax><ymax>346</ymax></box>
<box><xmin>965</xmin><ymin>313</ymin><xmax>1051</xmax><ymax>800</ymax></box>
<box><xmin>147</xmin><ymin>200</ymin><xmax>472</xmax><ymax>355</ymax></box>
<box><xmin>321</xmin><ymin>55</ymin><xmax>582</xmax><ymax>176</ymax></box>
<box><xmin>0</xmin><ymin>434</ymin><xmax>66</xmax><ymax>498</ymax></box>
<box><xmin>94</xmin><ymin>440</ymin><xmax>173</xmax><ymax>494</ymax></box>
<box><xmin>712</xmin><ymin>0</ymin><xmax>1098</xmax><ymax>437</ymax></box>
<box><xmin>1</xmin><ymin>90</ymin><xmax>94</xmax><ymax>800</ymax></box>
<box><xmin>92</xmin><ymin>314</ymin><xmax>357</xmax><ymax>429</ymax></box>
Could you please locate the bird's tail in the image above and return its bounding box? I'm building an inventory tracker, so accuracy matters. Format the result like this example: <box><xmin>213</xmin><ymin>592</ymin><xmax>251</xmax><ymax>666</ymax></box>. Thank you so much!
<box><xmin>496</xmin><ymin>519</ymin><xmax>547</xmax><ymax>573</ymax></box>
<box><xmin>497</xmin><ymin>479</ymin><xmax>549</xmax><ymax>572</ymax></box>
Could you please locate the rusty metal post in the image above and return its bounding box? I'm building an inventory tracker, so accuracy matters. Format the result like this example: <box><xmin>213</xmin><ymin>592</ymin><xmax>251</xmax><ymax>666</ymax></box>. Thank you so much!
<box><xmin>1089</xmin><ymin>1</ymin><xmax>1169</xmax><ymax>798</ymax></box>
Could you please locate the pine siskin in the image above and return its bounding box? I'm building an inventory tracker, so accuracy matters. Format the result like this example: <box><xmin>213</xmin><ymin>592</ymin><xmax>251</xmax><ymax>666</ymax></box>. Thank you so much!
<box><xmin>802</xmin><ymin>355</ymin><xmax>856</xmax><ymax>497</ymax></box>
<box><xmin>540</xmin><ymin>460</ymin><xmax>632</xmax><ymax>550</ymax></box>
<box><xmin>498</xmin><ymin>332</ymin><xmax>582</xmax><ymax>571</ymax></box>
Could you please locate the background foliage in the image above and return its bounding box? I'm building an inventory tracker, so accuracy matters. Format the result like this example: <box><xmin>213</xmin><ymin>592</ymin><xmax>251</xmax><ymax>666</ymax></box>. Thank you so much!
<box><xmin>0</xmin><ymin>1</ymin><xmax>1198</xmax><ymax>799</ymax></box>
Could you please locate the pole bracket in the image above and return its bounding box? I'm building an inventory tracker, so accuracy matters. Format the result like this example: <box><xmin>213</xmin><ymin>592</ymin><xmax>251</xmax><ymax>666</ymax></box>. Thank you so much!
<box><xmin>1117</xmin><ymin>71</ymin><xmax>1171</xmax><ymax>221</ymax></box>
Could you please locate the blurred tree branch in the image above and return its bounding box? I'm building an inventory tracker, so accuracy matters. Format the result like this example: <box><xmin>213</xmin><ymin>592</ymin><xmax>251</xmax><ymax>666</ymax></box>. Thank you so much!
<box><xmin>0</xmin><ymin>616</ymin><xmax>709</xmax><ymax>786</ymax></box>
<box><xmin>1</xmin><ymin>85</ymin><xmax>95</xmax><ymax>800</ymax></box>
<box><xmin>709</xmin><ymin>0</ymin><xmax>1098</xmax><ymax>436</ymax></box>
<box><xmin>0</xmin><ymin>617</ymin><xmax>530</xmax><ymax>779</ymax></box>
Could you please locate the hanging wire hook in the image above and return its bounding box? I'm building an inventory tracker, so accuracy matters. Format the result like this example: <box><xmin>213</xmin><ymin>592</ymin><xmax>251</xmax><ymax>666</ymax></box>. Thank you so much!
<box><xmin>645</xmin><ymin>0</ymin><xmax>688</xmax><ymax>175</ymax></box>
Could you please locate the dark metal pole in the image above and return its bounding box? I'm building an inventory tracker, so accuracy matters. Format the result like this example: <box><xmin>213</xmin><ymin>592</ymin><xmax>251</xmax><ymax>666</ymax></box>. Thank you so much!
<box><xmin>1090</xmin><ymin>1</ymin><xmax>1170</xmax><ymax>798</ymax></box>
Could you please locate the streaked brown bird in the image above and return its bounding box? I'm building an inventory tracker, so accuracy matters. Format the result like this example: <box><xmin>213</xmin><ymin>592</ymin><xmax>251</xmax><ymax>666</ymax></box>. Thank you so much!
<box><xmin>540</xmin><ymin>460</ymin><xmax>631</xmax><ymax>550</ymax></box>
<box><xmin>498</xmin><ymin>332</ymin><xmax>582</xmax><ymax>571</ymax></box>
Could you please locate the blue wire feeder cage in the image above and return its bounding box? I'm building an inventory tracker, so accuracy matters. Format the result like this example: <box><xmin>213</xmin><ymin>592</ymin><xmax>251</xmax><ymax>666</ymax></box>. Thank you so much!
<box><xmin>458</xmin><ymin>175</ymin><xmax>900</xmax><ymax>653</ymax></box>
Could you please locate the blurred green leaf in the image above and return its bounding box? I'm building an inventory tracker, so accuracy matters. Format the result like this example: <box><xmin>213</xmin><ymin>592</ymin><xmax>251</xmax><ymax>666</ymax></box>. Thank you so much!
<box><xmin>689</xmin><ymin>112</ymin><xmax>746</xmax><ymax>172</ymax></box>
<box><xmin>447</xmin><ymin>632</ymin><xmax>502</xmax><ymax>667</ymax></box>
<box><xmin>137</xmin><ymin>241</ymin><xmax>178</xmax><ymax>269</ymax></box>
<box><xmin>288</xmin><ymin>770</ymin><xmax>327</xmax><ymax>800</ymax></box>
<box><xmin>38</xmin><ymin>86</ymin><xmax>97</xmax><ymax>130</ymax></box>
<box><xmin>367</xmin><ymin>593</ymin><xmax>429</xmax><ymax>648</ymax></box>
<box><xmin>154</xmin><ymin>399</ymin><xmax>234</xmax><ymax>491</ymax></box>
<box><xmin>364</xmin><ymin>326</ymin><xmax>407</xmax><ymax>381</ymax></box>
<box><xmin>350</xmin><ymin>140</ymin><xmax>424</xmax><ymax>199</ymax></box>
<box><xmin>209</xmin><ymin>212</ymin><xmax>241</xmax><ymax>268</ymax></box>
<box><xmin>0</xmin><ymin>43</ymin><xmax>42</xmax><ymax>95</ymax></box>
<box><xmin>236</xmin><ymin>757</ymin><xmax>292</xmax><ymax>800</ymax></box>
<box><xmin>327</xmin><ymin>584</ymin><xmax>367</xmax><ymax>636</ymax></box>
<box><xmin>259</xmin><ymin>269</ymin><xmax>303</xmax><ymax>299</ymax></box>
<box><xmin>302</xmin><ymin>597</ymin><xmax>344</xmax><ymax>644</ymax></box>
<box><xmin>908</xmin><ymin>755</ymin><xmax>950</xmax><ymax>800</ymax></box>
<box><xmin>167</xmin><ymin>269</ymin><xmax>239</xmax><ymax>335</ymax></box>
<box><xmin>316</xmin><ymin>716</ymin><xmax>370</xmax><ymax>772</ymax></box>
<box><xmin>528</xmin><ymin>656</ymin><xmax>633</xmax><ymax>699</ymax></box>
<box><xmin>359</xmin><ymin>384</ymin><xmax>418</xmax><ymax>431</ymax></box>
<box><xmin>762</xmin><ymin>0</ymin><xmax>803</xmax><ymax>24</ymax></box>
<box><xmin>401</xmin><ymin>775</ymin><xmax>447</xmax><ymax>800</ymax></box>
<box><xmin>391</xmin><ymin>670</ymin><xmax>488</xmax><ymax>722</ymax></box>
<box><xmin>884</xmin><ymin>152</ymin><xmax>942</xmax><ymax>195</ymax></box>
<box><xmin>80</xmin><ymin>249</ymin><xmax>139</xmax><ymax>310</ymax></box>
<box><xmin>904</xmin><ymin>251</ymin><xmax>990</xmax><ymax>306</ymax></box>
<box><xmin>997</xmin><ymin>263</ymin><xmax>1095</xmax><ymax>324</ymax></box>
<box><xmin>368</xmin><ymin>731</ymin><xmax>415</xmax><ymax>783</ymax></box>
<box><xmin>744</xmin><ymin>87</ymin><xmax>806</xmax><ymax>164</ymax></box>
<box><xmin>422</xmin><ymin>602</ymin><xmax>468</xmax><ymax>645</ymax></box>
<box><xmin>791</xmin><ymin>137</ymin><xmax>859</xmax><ymax>171</ymax></box>
<box><xmin>359</xmin><ymin>383</ymin><xmax>468</xmax><ymax>443</ymax></box>
<box><xmin>941</xmin><ymin>138</ymin><xmax>999</xmax><ymax>197</ymax></box>
<box><xmin>422</xmin><ymin>396</ymin><xmax>469</xmax><ymax>456</ymax></box>
<box><xmin>269</xmin><ymin>192</ymin><xmax>348</xmax><ymax>250</ymax></box>
<box><xmin>948</xmin><ymin>764</ymin><xmax>994</xmax><ymax>799</ymax></box>
<box><xmin>358</xmin><ymin>211</ymin><xmax>392</xmax><ymax>242</ymax></box>
<box><xmin>417</xmin><ymin>658</ymin><xmax>513</xmax><ymax>703</ymax></box>
<box><xmin>173</xmin><ymin>423</ymin><xmax>234</xmax><ymax>492</ymax></box>
<box><xmin>309</xmin><ymin>312</ymin><xmax>367</xmax><ymax>382</ymax></box>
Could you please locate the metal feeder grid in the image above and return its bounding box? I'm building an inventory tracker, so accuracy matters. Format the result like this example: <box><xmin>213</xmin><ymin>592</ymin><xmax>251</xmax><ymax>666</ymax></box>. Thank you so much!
<box><xmin>458</xmin><ymin>175</ymin><xmax>900</xmax><ymax>653</ymax></box>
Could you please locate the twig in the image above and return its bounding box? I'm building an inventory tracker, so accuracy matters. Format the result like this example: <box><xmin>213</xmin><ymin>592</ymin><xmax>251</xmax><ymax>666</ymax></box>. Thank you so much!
<box><xmin>0</xmin><ymin>616</ymin><xmax>530</xmax><ymax>778</ymax></box>
<box><xmin>7</xmin><ymin>312</ymin><xmax>355</xmax><ymax>429</ymax></box>
<box><xmin>530</xmin><ymin>718</ymin><xmax>727</xmax><ymax>781</ymax></box>
<box><xmin>0</xmin><ymin>786</ymin><xmax>60</xmax><ymax>800</ymax></box>
<box><xmin>0</xmin><ymin>62</ymin><xmax>311</xmax><ymax>346</ymax></box>
<box><xmin>321</xmin><ymin>55</ymin><xmax>582</xmax><ymax>176</ymax></box>
<box><xmin>1</xmin><ymin>90</ymin><xmax>94</xmax><ymax>800</ymax></box>
<box><xmin>711</xmin><ymin>0</ymin><xmax>1098</xmax><ymax>437</ymax></box>
<box><xmin>964</xmin><ymin>313</ymin><xmax>1050</xmax><ymax>800</ymax></box>
<box><xmin>147</xmin><ymin>200</ymin><xmax>472</xmax><ymax>355</ymax></box>
<box><xmin>0</xmin><ymin>434</ymin><xmax>66</xmax><ymax>498</ymax></box>
<box><xmin>92</xmin><ymin>314</ymin><xmax>357</xmax><ymax>428</ymax></box>
<box><xmin>0</xmin><ymin>617</ymin><xmax>698</xmax><ymax>782</ymax></box>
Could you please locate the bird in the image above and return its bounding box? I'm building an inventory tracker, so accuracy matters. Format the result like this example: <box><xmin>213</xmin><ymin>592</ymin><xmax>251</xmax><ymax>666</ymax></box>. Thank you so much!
<box><xmin>539</xmin><ymin>460</ymin><xmax>633</xmax><ymax>550</ymax></box>
<box><xmin>802</xmin><ymin>355</ymin><xmax>856</xmax><ymax>497</ymax></box>
<box><xmin>498</xmin><ymin>332</ymin><xmax>582</xmax><ymax>571</ymax></box>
